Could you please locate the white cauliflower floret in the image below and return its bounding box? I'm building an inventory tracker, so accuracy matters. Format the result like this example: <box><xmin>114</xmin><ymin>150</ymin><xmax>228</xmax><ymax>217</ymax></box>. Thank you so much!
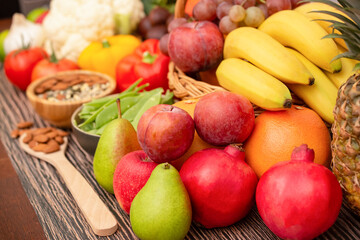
<box><xmin>42</xmin><ymin>0</ymin><xmax>145</xmax><ymax>62</ymax></box>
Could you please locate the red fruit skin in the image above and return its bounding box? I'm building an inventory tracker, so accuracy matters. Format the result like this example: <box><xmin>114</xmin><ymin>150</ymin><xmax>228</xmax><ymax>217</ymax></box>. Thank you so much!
<box><xmin>168</xmin><ymin>21</ymin><xmax>224</xmax><ymax>73</ymax></box>
<box><xmin>113</xmin><ymin>150</ymin><xmax>158</xmax><ymax>214</ymax></box>
<box><xmin>180</xmin><ymin>145</ymin><xmax>258</xmax><ymax>228</ymax></box>
<box><xmin>31</xmin><ymin>58</ymin><xmax>79</xmax><ymax>82</ymax></box>
<box><xmin>256</xmin><ymin>158</ymin><xmax>343</xmax><ymax>240</ymax></box>
<box><xmin>194</xmin><ymin>91</ymin><xmax>255</xmax><ymax>146</ymax></box>
<box><xmin>4</xmin><ymin>47</ymin><xmax>48</xmax><ymax>91</ymax></box>
<box><xmin>137</xmin><ymin>104</ymin><xmax>195</xmax><ymax>163</ymax></box>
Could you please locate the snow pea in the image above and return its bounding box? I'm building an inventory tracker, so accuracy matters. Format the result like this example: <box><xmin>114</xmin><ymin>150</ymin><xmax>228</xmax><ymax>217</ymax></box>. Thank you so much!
<box><xmin>160</xmin><ymin>89</ymin><xmax>174</xmax><ymax>104</ymax></box>
<box><xmin>122</xmin><ymin>88</ymin><xmax>162</xmax><ymax>123</ymax></box>
<box><xmin>95</xmin><ymin>95</ymin><xmax>141</xmax><ymax>129</ymax></box>
<box><xmin>131</xmin><ymin>88</ymin><xmax>163</xmax><ymax>130</ymax></box>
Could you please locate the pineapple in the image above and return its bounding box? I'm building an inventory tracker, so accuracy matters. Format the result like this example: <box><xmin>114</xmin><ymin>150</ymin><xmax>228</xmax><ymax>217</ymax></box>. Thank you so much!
<box><xmin>312</xmin><ymin>0</ymin><xmax>360</xmax><ymax>213</ymax></box>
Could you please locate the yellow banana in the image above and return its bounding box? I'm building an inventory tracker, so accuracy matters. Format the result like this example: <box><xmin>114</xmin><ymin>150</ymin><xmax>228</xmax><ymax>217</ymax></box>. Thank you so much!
<box><xmin>286</xmin><ymin>48</ymin><xmax>337</xmax><ymax>123</ymax></box>
<box><xmin>295</xmin><ymin>2</ymin><xmax>348</xmax><ymax>50</ymax></box>
<box><xmin>258</xmin><ymin>10</ymin><xmax>342</xmax><ymax>73</ymax></box>
<box><xmin>223</xmin><ymin>27</ymin><xmax>314</xmax><ymax>85</ymax></box>
<box><xmin>325</xmin><ymin>45</ymin><xmax>359</xmax><ymax>88</ymax></box>
<box><xmin>216</xmin><ymin>58</ymin><xmax>292</xmax><ymax>110</ymax></box>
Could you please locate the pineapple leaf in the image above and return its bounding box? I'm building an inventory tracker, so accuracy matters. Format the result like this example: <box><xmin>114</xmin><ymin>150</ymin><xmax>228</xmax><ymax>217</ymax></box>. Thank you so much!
<box><xmin>310</xmin><ymin>0</ymin><xmax>360</xmax><ymax>26</ymax></box>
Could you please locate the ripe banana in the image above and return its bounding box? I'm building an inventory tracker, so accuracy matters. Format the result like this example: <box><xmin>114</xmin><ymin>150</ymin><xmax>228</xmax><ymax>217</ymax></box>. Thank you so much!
<box><xmin>216</xmin><ymin>58</ymin><xmax>292</xmax><ymax>110</ymax></box>
<box><xmin>295</xmin><ymin>2</ymin><xmax>348</xmax><ymax>50</ymax></box>
<box><xmin>325</xmin><ymin>45</ymin><xmax>359</xmax><ymax>88</ymax></box>
<box><xmin>258</xmin><ymin>10</ymin><xmax>342</xmax><ymax>73</ymax></box>
<box><xmin>223</xmin><ymin>27</ymin><xmax>314</xmax><ymax>85</ymax></box>
<box><xmin>286</xmin><ymin>48</ymin><xmax>338</xmax><ymax>123</ymax></box>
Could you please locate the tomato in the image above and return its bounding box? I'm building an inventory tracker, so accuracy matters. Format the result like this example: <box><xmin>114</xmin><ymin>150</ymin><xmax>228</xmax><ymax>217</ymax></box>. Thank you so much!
<box><xmin>4</xmin><ymin>47</ymin><xmax>48</xmax><ymax>91</ymax></box>
<box><xmin>31</xmin><ymin>53</ymin><xmax>79</xmax><ymax>82</ymax></box>
<box><xmin>266</xmin><ymin>0</ymin><xmax>292</xmax><ymax>16</ymax></box>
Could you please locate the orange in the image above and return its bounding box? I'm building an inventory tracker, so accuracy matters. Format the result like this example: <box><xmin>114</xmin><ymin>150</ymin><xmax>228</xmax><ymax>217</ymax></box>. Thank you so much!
<box><xmin>244</xmin><ymin>105</ymin><xmax>331</xmax><ymax>178</ymax></box>
<box><xmin>171</xmin><ymin>98</ymin><xmax>220</xmax><ymax>170</ymax></box>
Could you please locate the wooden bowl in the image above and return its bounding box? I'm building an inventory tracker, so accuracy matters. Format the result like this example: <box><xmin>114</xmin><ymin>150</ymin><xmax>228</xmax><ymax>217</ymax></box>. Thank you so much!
<box><xmin>26</xmin><ymin>70</ymin><xmax>116</xmax><ymax>128</ymax></box>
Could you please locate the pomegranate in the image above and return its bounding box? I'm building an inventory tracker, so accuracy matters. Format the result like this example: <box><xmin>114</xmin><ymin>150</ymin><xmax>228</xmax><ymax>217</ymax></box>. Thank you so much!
<box><xmin>180</xmin><ymin>145</ymin><xmax>258</xmax><ymax>228</ymax></box>
<box><xmin>256</xmin><ymin>144</ymin><xmax>342</xmax><ymax>240</ymax></box>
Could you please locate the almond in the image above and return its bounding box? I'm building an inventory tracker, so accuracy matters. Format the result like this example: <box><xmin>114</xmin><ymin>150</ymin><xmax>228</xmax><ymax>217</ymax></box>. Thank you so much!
<box><xmin>54</xmin><ymin>136</ymin><xmax>64</xmax><ymax>144</ymax></box>
<box><xmin>43</xmin><ymin>140</ymin><xmax>60</xmax><ymax>153</ymax></box>
<box><xmin>22</xmin><ymin>133</ymin><xmax>33</xmax><ymax>144</ymax></box>
<box><xmin>32</xmin><ymin>143</ymin><xmax>48</xmax><ymax>152</ymax></box>
<box><xmin>28</xmin><ymin>140</ymin><xmax>38</xmax><ymax>149</ymax></box>
<box><xmin>46</xmin><ymin>131</ymin><xmax>58</xmax><ymax>139</ymax></box>
<box><xmin>34</xmin><ymin>134</ymin><xmax>49</xmax><ymax>143</ymax></box>
<box><xmin>56</xmin><ymin>130</ymin><xmax>69</xmax><ymax>137</ymax></box>
<box><xmin>11</xmin><ymin>129</ymin><xmax>19</xmax><ymax>138</ymax></box>
<box><xmin>32</xmin><ymin>128</ymin><xmax>52</xmax><ymax>136</ymax></box>
<box><xmin>17</xmin><ymin>121</ymin><xmax>33</xmax><ymax>129</ymax></box>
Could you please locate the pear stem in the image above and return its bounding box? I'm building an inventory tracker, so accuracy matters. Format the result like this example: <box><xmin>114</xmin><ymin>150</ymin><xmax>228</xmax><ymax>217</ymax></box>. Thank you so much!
<box><xmin>163</xmin><ymin>163</ymin><xmax>170</xmax><ymax>169</ymax></box>
<box><xmin>116</xmin><ymin>98</ymin><xmax>122</xmax><ymax>119</ymax></box>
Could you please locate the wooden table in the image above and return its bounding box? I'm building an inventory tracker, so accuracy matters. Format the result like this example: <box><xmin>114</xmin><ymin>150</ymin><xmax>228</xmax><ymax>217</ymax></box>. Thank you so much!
<box><xmin>0</xmin><ymin>19</ymin><xmax>360</xmax><ymax>240</ymax></box>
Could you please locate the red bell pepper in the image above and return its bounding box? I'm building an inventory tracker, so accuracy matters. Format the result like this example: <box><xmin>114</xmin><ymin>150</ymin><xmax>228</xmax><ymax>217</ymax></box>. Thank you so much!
<box><xmin>115</xmin><ymin>39</ymin><xmax>170</xmax><ymax>92</ymax></box>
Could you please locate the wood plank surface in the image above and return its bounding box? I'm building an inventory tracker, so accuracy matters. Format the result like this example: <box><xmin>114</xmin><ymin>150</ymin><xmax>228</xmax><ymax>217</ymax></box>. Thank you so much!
<box><xmin>0</xmin><ymin>140</ymin><xmax>47</xmax><ymax>240</ymax></box>
<box><xmin>0</xmin><ymin>65</ymin><xmax>360</xmax><ymax>239</ymax></box>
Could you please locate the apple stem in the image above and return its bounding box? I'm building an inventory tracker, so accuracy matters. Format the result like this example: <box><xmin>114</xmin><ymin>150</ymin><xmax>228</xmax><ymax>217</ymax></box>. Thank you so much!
<box><xmin>116</xmin><ymin>98</ymin><xmax>122</xmax><ymax>119</ymax></box>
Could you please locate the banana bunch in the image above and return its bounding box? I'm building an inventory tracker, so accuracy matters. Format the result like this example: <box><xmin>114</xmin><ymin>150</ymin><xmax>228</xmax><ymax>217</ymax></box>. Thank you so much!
<box><xmin>216</xmin><ymin>6</ymin><xmax>344</xmax><ymax>124</ymax></box>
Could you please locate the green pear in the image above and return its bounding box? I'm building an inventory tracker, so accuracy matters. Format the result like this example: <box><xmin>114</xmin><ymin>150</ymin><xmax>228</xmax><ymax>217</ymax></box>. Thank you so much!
<box><xmin>93</xmin><ymin>99</ymin><xmax>141</xmax><ymax>194</ymax></box>
<box><xmin>130</xmin><ymin>163</ymin><xmax>192</xmax><ymax>240</ymax></box>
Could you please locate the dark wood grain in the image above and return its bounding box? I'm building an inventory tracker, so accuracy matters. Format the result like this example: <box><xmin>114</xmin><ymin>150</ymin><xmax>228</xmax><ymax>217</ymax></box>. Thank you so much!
<box><xmin>0</xmin><ymin>140</ymin><xmax>47</xmax><ymax>240</ymax></box>
<box><xmin>0</xmin><ymin>65</ymin><xmax>360</xmax><ymax>239</ymax></box>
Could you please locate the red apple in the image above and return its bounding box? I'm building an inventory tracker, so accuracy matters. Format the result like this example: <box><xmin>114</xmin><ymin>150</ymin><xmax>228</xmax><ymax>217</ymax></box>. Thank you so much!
<box><xmin>194</xmin><ymin>91</ymin><xmax>255</xmax><ymax>146</ymax></box>
<box><xmin>137</xmin><ymin>104</ymin><xmax>195</xmax><ymax>163</ymax></box>
<box><xmin>168</xmin><ymin>21</ymin><xmax>224</xmax><ymax>73</ymax></box>
<box><xmin>113</xmin><ymin>150</ymin><xmax>158</xmax><ymax>214</ymax></box>
<box><xmin>180</xmin><ymin>145</ymin><xmax>258</xmax><ymax>228</ymax></box>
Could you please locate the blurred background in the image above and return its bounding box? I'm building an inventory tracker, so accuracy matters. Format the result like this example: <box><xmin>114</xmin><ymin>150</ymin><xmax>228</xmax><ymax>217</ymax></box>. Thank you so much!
<box><xmin>0</xmin><ymin>0</ymin><xmax>50</xmax><ymax>18</ymax></box>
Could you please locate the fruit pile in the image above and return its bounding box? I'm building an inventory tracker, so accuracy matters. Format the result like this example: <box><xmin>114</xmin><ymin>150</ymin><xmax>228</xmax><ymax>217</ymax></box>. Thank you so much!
<box><xmin>3</xmin><ymin>0</ymin><xmax>360</xmax><ymax>239</ymax></box>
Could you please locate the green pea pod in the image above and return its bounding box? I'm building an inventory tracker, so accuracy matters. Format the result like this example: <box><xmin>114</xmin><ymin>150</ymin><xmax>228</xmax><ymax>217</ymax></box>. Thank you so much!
<box><xmin>131</xmin><ymin>88</ymin><xmax>163</xmax><ymax>130</ymax></box>
<box><xmin>122</xmin><ymin>88</ymin><xmax>162</xmax><ymax>123</ymax></box>
<box><xmin>95</xmin><ymin>123</ymin><xmax>107</xmax><ymax>135</ymax></box>
<box><xmin>78</xmin><ymin>91</ymin><xmax>140</xmax><ymax>129</ymax></box>
<box><xmin>160</xmin><ymin>89</ymin><xmax>174</xmax><ymax>104</ymax></box>
<box><xmin>95</xmin><ymin>95</ymin><xmax>140</xmax><ymax>129</ymax></box>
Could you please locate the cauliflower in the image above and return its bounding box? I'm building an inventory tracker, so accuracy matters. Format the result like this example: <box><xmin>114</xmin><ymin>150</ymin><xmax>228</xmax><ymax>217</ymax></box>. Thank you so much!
<box><xmin>113</xmin><ymin>0</ymin><xmax>145</xmax><ymax>35</ymax></box>
<box><xmin>42</xmin><ymin>0</ymin><xmax>145</xmax><ymax>62</ymax></box>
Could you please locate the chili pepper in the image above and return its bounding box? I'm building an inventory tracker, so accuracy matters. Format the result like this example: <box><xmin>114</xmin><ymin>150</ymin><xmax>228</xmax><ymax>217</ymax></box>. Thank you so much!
<box><xmin>115</xmin><ymin>39</ymin><xmax>170</xmax><ymax>92</ymax></box>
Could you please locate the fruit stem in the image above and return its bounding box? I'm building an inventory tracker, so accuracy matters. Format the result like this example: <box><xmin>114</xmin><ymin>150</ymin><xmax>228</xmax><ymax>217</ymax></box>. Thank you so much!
<box><xmin>291</xmin><ymin>144</ymin><xmax>314</xmax><ymax>163</ymax></box>
<box><xmin>224</xmin><ymin>144</ymin><xmax>245</xmax><ymax>161</ymax></box>
<box><xmin>163</xmin><ymin>163</ymin><xmax>170</xmax><ymax>169</ymax></box>
<box><xmin>116</xmin><ymin>98</ymin><xmax>122</xmax><ymax>119</ymax></box>
<box><xmin>283</xmin><ymin>99</ymin><xmax>292</xmax><ymax>108</ymax></box>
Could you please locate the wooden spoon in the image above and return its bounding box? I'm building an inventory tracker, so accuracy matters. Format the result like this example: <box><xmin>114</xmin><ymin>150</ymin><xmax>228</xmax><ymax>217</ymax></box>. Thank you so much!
<box><xmin>19</xmin><ymin>134</ymin><xmax>118</xmax><ymax>236</ymax></box>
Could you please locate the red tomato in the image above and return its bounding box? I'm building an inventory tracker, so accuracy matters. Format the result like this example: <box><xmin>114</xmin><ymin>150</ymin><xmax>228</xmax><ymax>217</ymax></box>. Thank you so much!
<box><xmin>31</xmin><ymin>56</ymin><xmax>79</xmax><ymax>82</ymax></box>
<box><xmin>4</xmin><ymin>47</ymin><xmax>48</xmax><ymax>91</ymax></box>
<box><xmin>266</xmin><ymin>0</ymin><xmax>292</xmax><ymax>16</ymax></box>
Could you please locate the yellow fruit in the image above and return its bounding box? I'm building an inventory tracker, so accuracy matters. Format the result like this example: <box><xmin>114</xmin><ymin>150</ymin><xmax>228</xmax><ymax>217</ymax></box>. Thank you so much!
<box><xmin>295</xmin><ymin>2</ymin><xmax>348</xmax><ymax>50</ymax></box>
<box><xmin>259</xmin><ymin>10</ymin><xmax>341</xmax><ymax>73</ymax></box>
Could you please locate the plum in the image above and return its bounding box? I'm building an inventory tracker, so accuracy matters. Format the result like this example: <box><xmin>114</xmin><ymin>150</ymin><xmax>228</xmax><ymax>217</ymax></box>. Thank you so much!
<box><xmin>194</xmin><ymin>91</ymin><xmax>255</xmax><ymax>146</ymax></box>
<box><xmin>137</xmin><ymin>104</ymin><xmax>195</xmax><ymax>163</ymax></box>
<box><xmin>168</xmin><ymin>21</ymin><xmax>224</xmax><ymax>73</ymax></box>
